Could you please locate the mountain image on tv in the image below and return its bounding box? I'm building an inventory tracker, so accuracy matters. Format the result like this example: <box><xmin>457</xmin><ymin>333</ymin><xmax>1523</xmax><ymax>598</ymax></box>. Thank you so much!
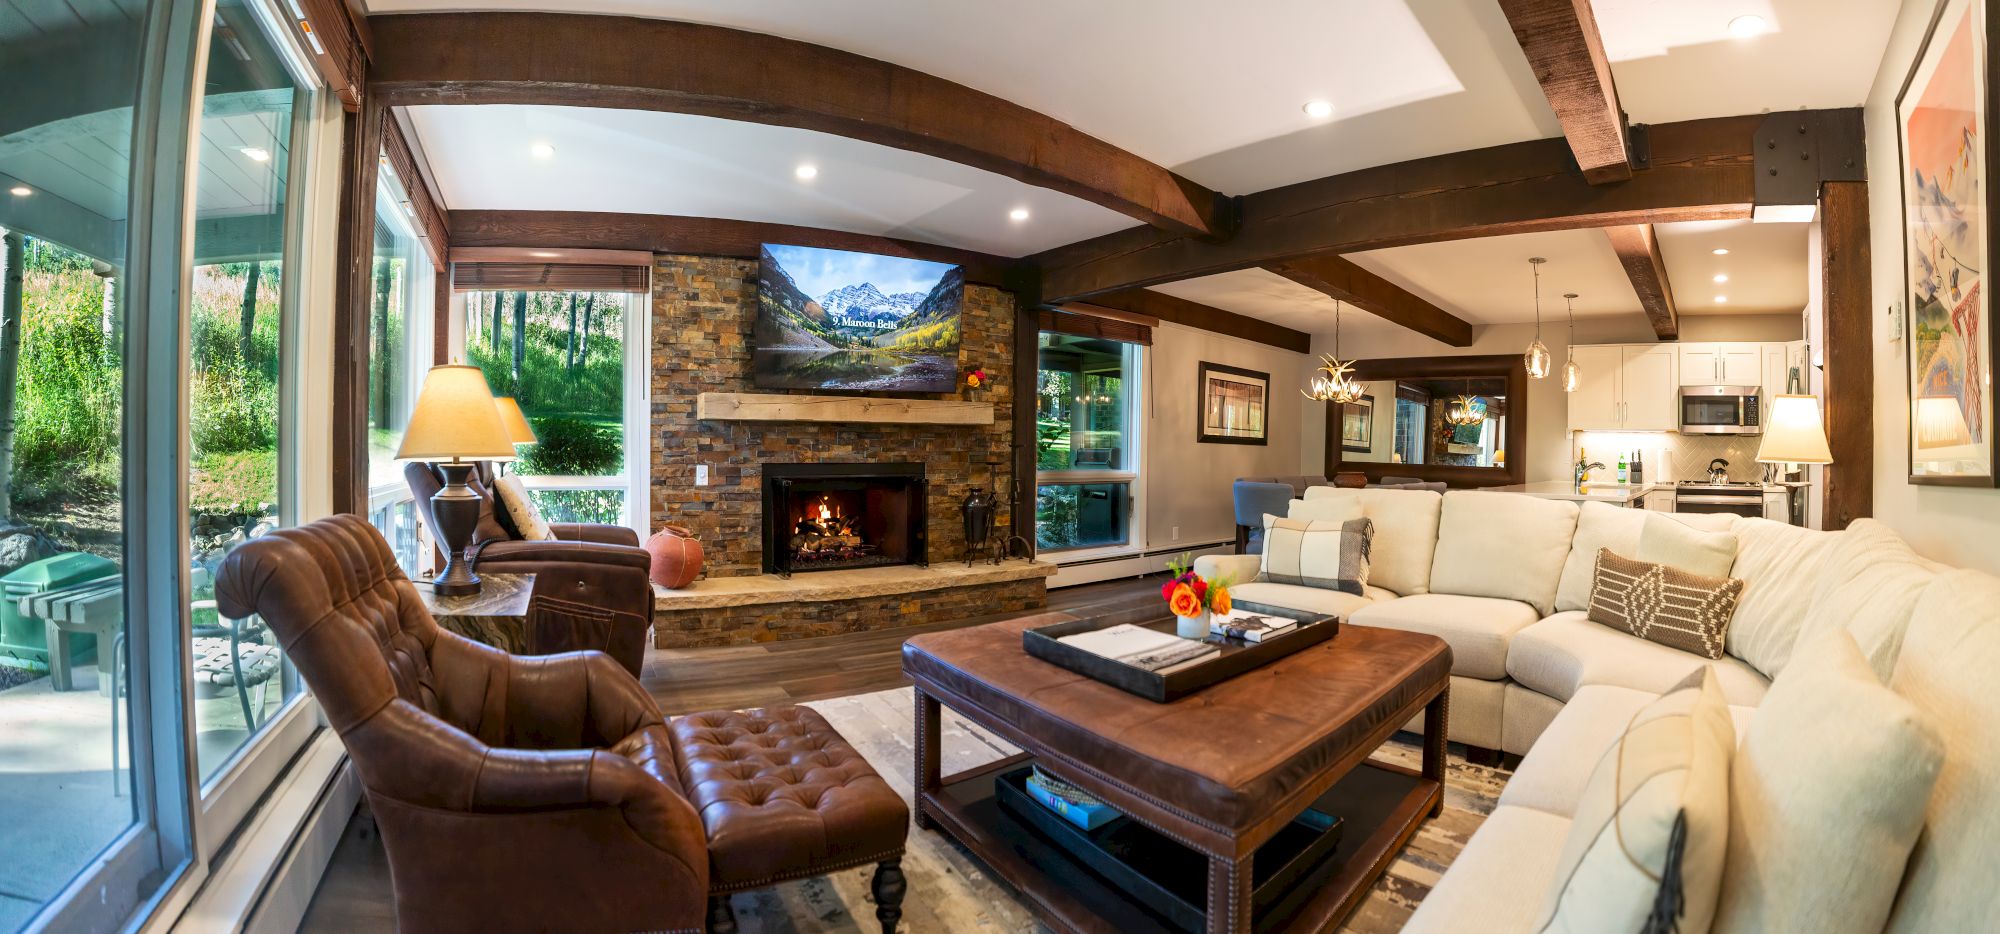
<box><xmin>754</xmin><ymin>243</ymin><xmax>965</xmax><ymax>391</ymax></box>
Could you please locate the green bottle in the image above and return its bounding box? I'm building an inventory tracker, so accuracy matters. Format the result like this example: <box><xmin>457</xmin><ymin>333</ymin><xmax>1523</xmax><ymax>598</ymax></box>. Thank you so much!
<box><xmin>1617</xmin><ymin>450</ymin><xmax>1629</xmax><ymax>483</ymax></box>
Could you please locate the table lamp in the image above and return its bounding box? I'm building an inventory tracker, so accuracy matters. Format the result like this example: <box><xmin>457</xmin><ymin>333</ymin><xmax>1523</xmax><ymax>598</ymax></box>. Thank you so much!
<box><xmin>493</xmin><ymin>397</ymin><xmax>539</xmax><ymax>473</ymax></box>
<box><xmin>1757</xmin><ymin>394</ymin><xmax>1833</xmax><ymax>465</ymax></box>
<box><xmin>396</xmin><ymin>364</ymin><xmax>517</xmax><ymax>596</ymax></box>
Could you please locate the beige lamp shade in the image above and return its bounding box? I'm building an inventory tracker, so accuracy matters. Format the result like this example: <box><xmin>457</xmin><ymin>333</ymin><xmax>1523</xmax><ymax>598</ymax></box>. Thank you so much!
<box><xmin>394</xmin><ymin>364</ymin><xmax>517</xmax><ymax>461</ymax></box>
<box><xmin>1756</xmin><ymin>394</ymin><xmax>1833</xmax><ymax>464</ymax></box>
<box><xmin>494</xmin><ymin>396</ymin><xmax>538</xmax><ymax>444</ymax></box>
<box><xmin>1915</xmin><ymin>395</ymin><xmax>1974</xmax><ymax>449</ymax></box>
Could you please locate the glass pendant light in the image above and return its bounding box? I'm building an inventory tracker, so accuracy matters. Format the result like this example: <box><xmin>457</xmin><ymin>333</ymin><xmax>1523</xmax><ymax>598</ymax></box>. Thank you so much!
<box><xmin>1524</xmin><ymin>256</ymin><xmax>1552</xmax><ymax>379</ymax></box>
<box><xmin>1304</xmin><ymin>300</ymin><xmax>1366</xmax><ymax>403</ymax></box>
<box><xmin>1561</xmin><ymin>292</ymin><xmax>1582</xmax><ymax>393</ymax></box>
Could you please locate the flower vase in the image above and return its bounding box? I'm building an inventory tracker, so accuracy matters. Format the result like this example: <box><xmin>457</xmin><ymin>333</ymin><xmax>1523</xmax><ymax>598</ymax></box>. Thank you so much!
<box><xmin>1176</xmin><ymin>610</ymin><xmax>1210</xmax><ymax>640</ymax></box>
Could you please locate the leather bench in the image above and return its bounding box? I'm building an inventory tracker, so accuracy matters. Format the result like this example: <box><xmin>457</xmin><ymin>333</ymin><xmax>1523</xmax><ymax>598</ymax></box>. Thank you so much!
<box><xmin>671</xmin><ymin>705</ymin><xmax>909</xmax><ymax>933</ymax></box>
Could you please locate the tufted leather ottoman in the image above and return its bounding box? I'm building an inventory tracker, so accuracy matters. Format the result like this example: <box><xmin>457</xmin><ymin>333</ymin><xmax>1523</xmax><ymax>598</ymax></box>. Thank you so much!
<box><xmin>671</xmin><ymin>705</ymin><xmax>909</xmax><ymax>934</ymax></box>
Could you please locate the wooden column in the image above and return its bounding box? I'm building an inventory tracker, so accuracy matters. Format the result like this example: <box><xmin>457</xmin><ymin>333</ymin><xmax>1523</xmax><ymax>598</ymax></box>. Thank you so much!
<box><xmin>1009</xmin><ymin>270</ymin><xmax>1041</xmax><ymax>554</ymax></box>
<box><xmin>1820</xmin><ymin>180</ymin><xmax>1872</xmax><ymax>528</ymax></box>
<box><xmin>332</xmin><ymin>95</ymin><xmax>385</xmax><ymax>515</ymax></box>
<box><xmin>435</xmin><ymin>261</ymin><xmax>452</xmax><ymax>366</ymax></box>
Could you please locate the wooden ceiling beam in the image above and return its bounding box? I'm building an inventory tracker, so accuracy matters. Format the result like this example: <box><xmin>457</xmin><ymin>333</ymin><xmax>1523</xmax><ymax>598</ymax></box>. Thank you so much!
<box><xmin>1264</xmin><ymin>255</ymin><xmax>1473</xmax><ymax>347</ymax></box>
<box><xmin>368</xmin><ymin>11</ymin><xmax>1232</xmax><ymax>239</ymax></box>
<box><xmin>448</xmin><ymin>209</ymin><xmax>1020</xmax><ymax>286</ymax></box>
<box><xmin>1497</xmin><ymin>0</ymin><xmax>1631</xmax><ymax>184</ymax></box>
<box><xmin>1603</xmin><ymin>224</ymin><xmax>1679</xmax><ymax>340</ymax></box>
<box><xmin>1032</xmin><ymin>112</ymin><xmax>1770</xmax><ymax>303</ymax></box>
<box><xmin>1075</xmin><ymin>289</ymin><xmax>1310</xmax><ymax>354</ymax></box>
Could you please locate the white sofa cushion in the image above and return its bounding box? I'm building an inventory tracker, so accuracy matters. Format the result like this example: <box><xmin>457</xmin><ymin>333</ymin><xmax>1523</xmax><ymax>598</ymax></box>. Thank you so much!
<box><xmin>1503</xmin><ymin>684</ymin><xmax>1758</xmax><ymax>818</ymax></box>
<box><xmin>1347</xmin><ymin>593</ymin><xmax>1538</xmax><ymax>680</ymax></box>
<box><xmin>1555</xmin><ymin>504</ymin><xmax>1738</xmax><ymax>612</ymax></box>
<box><xmin>1284</xmin><ymin>493</ymin><xmax>1359</xmax><ymax>522</ymax></box>
<box><xmin>1715</xmin><ymin>631</ymin><xmax>1943</xmax><ymax>934</ymax></box>
<box><xmin>1801</xmin><ymin>519</ymin><xmax>1943</xmax><ymax>682</ymax></box>
<box><xmin>1507</xmin><ymin>611</ymin><xmax>1769</xmax><ymax>706</ymax></box>
<box><xmin>1225</xmin><ymin>580</ymin><xmax>1389</xmax><ymax>620</ymax></box>
<box><xmin>1636</xmin><ymin>515</ymin><xmax>1737</xmax><ymax>578</ymax></box>
<box><xmin>1726</xmin><ymin>517</ymin><xmax>1842</xmax><ymax>679</ymax></box>
<box><xmin>1401</xmin><ymin>805</ymin><xmax>1574</xmax><ymax>934</ymax></box>
<box><xmin>1884</xmin><ymin>570</ymin><xmax>2000</xmax><ymax>933</ymax></box>
<box><xmin>1302</xmin><ymin>486</ymin><xmax>1442</xmax><ymax>595</ymax></box>
<box><xmin>1428</xmin><ymin>491</ymin><xmax>1578</xmax><ymax>616</ymax></box>
<box><xmin>1536</xmin><ymin>669</ymin><xmax>1735</xmax><ymax>934</ymax></box>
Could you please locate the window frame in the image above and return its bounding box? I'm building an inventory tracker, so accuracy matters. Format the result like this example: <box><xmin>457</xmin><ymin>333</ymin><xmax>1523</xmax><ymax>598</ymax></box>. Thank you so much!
<box><xmin>1033</xmin><ymin>335</ymin><xmax>1146</xmax><ymax>562</ymax></box>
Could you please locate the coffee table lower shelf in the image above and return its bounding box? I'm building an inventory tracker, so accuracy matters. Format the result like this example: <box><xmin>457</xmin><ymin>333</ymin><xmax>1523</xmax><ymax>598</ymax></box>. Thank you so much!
<box><xmin>919</xmin><ymin>753</ymin><xmax>1441</xmax><ymax>934</ymax></box>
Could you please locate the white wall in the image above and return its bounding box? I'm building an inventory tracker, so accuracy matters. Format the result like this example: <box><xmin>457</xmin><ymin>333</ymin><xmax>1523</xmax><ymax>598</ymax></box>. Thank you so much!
<box><xmin>1145</xmin><ymin>321</ymin><xmax>1314</xmax><ymax>549</ymax></box>
<box><xmin>1317</xmin><ymin>314</ymin><xmax>1802</xmax><ymax>486</ymax></box>
<box><xmin>1864</xmin><ymin>0</ymin><xmax>2000</xmax><ymax>574</ymax></box>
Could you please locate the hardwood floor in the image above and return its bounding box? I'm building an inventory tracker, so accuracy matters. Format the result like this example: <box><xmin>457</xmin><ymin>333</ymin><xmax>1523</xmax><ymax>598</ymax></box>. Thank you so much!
<box><xmin>297</xmin><ymin>575</ymin><xmax>1162</xmax><ymax>932</ymax></box>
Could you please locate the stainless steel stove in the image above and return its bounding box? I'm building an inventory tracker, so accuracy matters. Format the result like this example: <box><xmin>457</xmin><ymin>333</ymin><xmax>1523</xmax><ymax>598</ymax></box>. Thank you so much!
<box><xmin>1674</xmin><ymin>480</ymin><xmax>1765</xmax><ymax>517</ymax></box>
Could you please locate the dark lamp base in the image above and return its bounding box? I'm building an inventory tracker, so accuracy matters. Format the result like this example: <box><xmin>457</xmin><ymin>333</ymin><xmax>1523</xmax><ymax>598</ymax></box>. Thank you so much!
<box><xmin>429</xmin><ymin>461</ymin><xmax>484</xmax><ymax>597</ymax></box>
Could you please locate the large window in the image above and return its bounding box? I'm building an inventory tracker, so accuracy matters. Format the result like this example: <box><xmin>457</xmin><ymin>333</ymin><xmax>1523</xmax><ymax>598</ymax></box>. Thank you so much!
<box><xmin>466</xmin><ymin>289</ymin><xmax>646</xmax><ymax>530</ymax></box>
<box><xmin>1035</xmin><ymin>332</ymin><xmax>1142</xmax><ymax>554</ymax></box>
<box><xmin>364</xmin><ymin>171</ymin><xmax>434</xmax><ymax>574</ymax></box>
<box><xmin>0</xmin><ymin>0</ymin><xmax>328</xmax><ymax>929</ymax></box>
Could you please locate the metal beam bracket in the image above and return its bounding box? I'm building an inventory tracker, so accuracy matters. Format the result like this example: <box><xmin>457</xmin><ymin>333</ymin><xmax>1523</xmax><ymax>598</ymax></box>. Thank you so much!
<box><xmin>1627</xmin><ymin>121</ymin><xmax>1651</xmax><ymax>171</ymax></box>
<box><xmin>1755</xmin><ymin>108</ymin><xmax>1865</xmax><ymax>217</ymax></box>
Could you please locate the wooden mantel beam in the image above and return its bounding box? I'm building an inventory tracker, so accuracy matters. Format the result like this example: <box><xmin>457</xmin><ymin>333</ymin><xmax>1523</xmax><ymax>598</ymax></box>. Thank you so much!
<box><xmin>368</xmin><ymin>11</ymin><xmax>1232</xmax><ymax>239</ymax></box>
<box><xmin>1264</xmin><ymin>256</ymin><xmax>1473</xmax><ymax>347</ymax></box>
<box><xmin>1603</xmin><ymin>224</ymin><xmax>1679</xmax><ymax>340</ymax></box>
<box><xmin>1497</xmin><ymin>0</ymin><xmax>1631</xmax><ymax>184</ymax></box>
<box><xmin>1031</xmin><ymin>113</ymin><xmax>1768</xmax><ymax>303</ymax></box>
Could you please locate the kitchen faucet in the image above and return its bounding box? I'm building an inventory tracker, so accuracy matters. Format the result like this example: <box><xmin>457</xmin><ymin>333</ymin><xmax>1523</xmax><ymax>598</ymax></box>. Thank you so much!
<box><xmin>1575</xmin><ymin>459</ymin><xmax>1607</xmax><ymax>487</ymax></box>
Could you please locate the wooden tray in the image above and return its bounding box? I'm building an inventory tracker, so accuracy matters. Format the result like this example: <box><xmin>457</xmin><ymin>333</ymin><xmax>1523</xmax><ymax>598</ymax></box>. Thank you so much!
<box><xmin>1023</xmin><ymin>600</ymin><xmax>1338</xmax><ymax>702</ymax></box>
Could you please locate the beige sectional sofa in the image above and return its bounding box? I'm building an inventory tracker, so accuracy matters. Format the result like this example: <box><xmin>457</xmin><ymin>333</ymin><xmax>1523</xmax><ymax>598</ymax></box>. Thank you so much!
<box><xmin>1196</xmin><ymin>488</ymin><xmax>2000</xmax><ymax>930</ymax></box>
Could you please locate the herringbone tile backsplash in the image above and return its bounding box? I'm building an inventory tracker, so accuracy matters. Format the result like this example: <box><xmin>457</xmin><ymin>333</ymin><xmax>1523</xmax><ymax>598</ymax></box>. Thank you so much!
<box><xmin>1572</xmin><ymin>432</ymin><xmax>1768</xmax><ymax>483</ymax></box>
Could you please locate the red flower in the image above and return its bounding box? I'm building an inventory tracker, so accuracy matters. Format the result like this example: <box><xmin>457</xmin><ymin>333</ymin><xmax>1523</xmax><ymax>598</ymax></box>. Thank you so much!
<box><xmin>1190</xmin><ymin>577</ymin><xmax>1208</xmax><ymax>601</ymax></box>
<box><xmin>1160</xmin><ymin>580</ymin><xmax>1178</xmax><ymax>601</ymax></box>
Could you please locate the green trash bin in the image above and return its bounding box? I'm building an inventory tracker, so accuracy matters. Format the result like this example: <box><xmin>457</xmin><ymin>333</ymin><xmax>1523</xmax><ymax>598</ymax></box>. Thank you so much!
<box><xmin>0</xmin><ymin>552</ymin><xmax>120</xmax><ymax>670</ymax></box>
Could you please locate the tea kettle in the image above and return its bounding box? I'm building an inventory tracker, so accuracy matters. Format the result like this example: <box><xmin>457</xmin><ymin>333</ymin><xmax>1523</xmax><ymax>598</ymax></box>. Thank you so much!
<box><xmin>1707</xmin><ymin>458</ymin><xmax>1730</xmax><ymax>484</ymax></box>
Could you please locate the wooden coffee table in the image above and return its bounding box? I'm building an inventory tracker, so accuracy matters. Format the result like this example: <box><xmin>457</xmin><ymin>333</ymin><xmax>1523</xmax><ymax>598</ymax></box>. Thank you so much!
<box><xmin>902</xmin><ymin>601</ymin><xmax>1451</xmax><ymax>933</ymax></box>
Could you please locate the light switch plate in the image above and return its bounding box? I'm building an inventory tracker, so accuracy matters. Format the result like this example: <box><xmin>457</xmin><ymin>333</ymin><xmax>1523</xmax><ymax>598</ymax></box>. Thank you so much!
<box><xmin>695</xmin><ymin>465</ymin><xmax>709</xmax><ymax>486</ymax></box>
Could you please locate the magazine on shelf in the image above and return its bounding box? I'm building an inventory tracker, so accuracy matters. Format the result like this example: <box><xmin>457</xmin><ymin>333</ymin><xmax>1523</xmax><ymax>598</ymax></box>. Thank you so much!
<box><xmin>1209</xmin><ymin>609</ymin><xmax>1298</xmax><ymax>643</ymax></box>
<box><xmin>1024</xmin><ymin>765</ymin><xmax>1119</xmax><ymax>830</ymax></box>
<box><xmin>1056</xmin><ymin>623</ymin><xmax>1219</xmax><ymax>672</ymax></box>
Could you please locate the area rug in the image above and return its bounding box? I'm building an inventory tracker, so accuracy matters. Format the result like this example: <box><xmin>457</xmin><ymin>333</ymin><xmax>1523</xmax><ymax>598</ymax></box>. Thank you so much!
<box><xmin>718</xmin><ymin>687</ymin><xmax>1511</xmax><ymax>933</ymax></box>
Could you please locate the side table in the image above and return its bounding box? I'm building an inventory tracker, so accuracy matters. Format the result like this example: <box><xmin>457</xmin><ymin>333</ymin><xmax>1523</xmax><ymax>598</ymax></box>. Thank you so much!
<box><xmin>417</xmin><ymin>573</ymin><xmax>535</xmax><ymax>655</ymax></box>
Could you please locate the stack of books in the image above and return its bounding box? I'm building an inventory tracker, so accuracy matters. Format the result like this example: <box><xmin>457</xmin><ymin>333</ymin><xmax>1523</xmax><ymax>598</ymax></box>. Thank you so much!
<box><xmin>1056</xmin><ymin>623</ymin><xmax>1220</xmax><ymax>672</ymax></box>
<box><xmin>1024</xmin><ymin>765</ymin><xmax>1119</xmax><ymax>831</ymax></box>
<box><xmin>1209</xmin><ymin>609</ymin><xmax>1297</xmax><ymax>643</ymax></box>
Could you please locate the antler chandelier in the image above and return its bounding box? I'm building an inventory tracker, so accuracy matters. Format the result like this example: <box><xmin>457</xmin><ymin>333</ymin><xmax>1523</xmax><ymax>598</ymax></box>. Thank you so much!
<box><xmin>1445</xmin><ymin>394</ymin><xmax>1485</xmax><ymax>427</ymax></box>
<box><xmin>1304</xmin><ymin>299</ymin><xmax>1365</xmax><ymax>404</ymax></box>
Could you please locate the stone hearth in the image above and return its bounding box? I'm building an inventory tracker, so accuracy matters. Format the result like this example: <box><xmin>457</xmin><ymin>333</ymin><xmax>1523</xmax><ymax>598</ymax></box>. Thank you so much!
<box><xmin>653</xmin><ymin>561</ymin><xmax>1054</xmax><ymax>647</ymax></box>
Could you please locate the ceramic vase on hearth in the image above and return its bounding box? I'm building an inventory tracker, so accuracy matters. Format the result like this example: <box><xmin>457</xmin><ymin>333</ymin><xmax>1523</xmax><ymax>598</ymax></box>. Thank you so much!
<box><xmin>645</xmin><ymin>525</ymin><xmax>705</xmax><ymax>589</ymax></box>
<box><xmin>1176</xmin><ymin>610</ymin><xmax>1210</xmax><ymax>640</ymax></box>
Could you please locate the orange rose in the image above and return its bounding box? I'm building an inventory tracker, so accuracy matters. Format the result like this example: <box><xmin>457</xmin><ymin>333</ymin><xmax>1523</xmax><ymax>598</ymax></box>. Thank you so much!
<box><xmin>1168</xmin><ymin>582</ymin><xmax>1202</xmax><ymax>618</ymax></box>
<box><xmin>1210</xmin><ymin>585</ymin><xmax>1232</xmax><ymax>617</ymax></box>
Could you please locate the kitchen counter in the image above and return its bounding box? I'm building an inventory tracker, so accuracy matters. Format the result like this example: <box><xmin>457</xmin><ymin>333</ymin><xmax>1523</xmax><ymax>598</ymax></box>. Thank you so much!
<box><xmin>1484</xmin><ymin>481</ymin><xmax>1659</xmax><ymax>505</ymax></box>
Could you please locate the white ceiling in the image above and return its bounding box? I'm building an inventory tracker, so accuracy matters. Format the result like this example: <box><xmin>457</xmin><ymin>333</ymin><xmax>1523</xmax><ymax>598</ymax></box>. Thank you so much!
<box><xmin>403</xmin><ymin>104</ymin><xmax>1136</xmax><ymax>256</ymax></box>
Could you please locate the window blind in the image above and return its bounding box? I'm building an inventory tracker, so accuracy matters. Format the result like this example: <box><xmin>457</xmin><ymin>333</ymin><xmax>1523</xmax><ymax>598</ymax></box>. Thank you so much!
<box><xmin>453</xmin><ymin>263</ymin><xmax>650</xmax><ymax>293</ymax></box>
<box><xmin>1036</xmin><ymin>309</ymin><xmax>1153</xmax><ymax>346</ymax></box>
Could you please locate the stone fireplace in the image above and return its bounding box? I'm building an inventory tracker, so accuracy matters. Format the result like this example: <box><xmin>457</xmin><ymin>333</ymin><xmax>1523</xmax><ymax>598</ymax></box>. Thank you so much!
<box><xmin>762</xmin><ymin>462</ymin><xmax>927</xmax><ymax>575</ymax></box>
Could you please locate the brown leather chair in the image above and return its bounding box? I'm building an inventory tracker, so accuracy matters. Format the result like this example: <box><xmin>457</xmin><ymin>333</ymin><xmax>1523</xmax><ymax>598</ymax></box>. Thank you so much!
<box><xmin>405</xmin><ymin>462</ymin><xmax>652</xmax><ymax>676</ymax></box>
<box><xmin>215</xmin><ymin>514</ymin><xmax>708</xmax><ymax>933</ymax></box>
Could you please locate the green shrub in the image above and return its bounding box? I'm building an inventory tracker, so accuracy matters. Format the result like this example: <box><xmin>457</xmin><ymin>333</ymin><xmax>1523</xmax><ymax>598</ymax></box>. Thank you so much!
<box><xmin>529</xmin><ymin>488</ymin><xmax>624</xmax><ymax>525</ymax></box>
<box><xmin>521</xmin><ymin>416</ymin><xmax>622</xmax><ymax>476</ymax></box>
<box><xmin>190</xmin><ymin>362</ymin><xmax>278</xmax><ymax>454</ymax></box>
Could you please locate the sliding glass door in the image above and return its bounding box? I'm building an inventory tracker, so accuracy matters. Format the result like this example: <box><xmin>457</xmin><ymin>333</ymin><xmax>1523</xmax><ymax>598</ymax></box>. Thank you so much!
<box><xmin>1035</xmin><ymin>332</ymin><xmax>1143</xmax><ymax>556</ymax></box>
<box><xmin>363</xmin><ymin>171</ymin><xmax>434</xmax><ymax>575</ymax></box>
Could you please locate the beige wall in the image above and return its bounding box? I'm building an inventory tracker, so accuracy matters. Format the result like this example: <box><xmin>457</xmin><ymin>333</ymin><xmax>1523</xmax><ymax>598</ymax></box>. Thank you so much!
<box><xmin>1145</xmin><ymin>321</ymin><xmax>1313</xmax><ymax>549</ymax></box>
<box><xmin>1317</xmin><ymin>314</ymin><xmax>1803</xmax><ymax>486</ymax></box>
<box><xmin>1341</xmin><ymin>379</ymin><xmax>1402</xmax><ymax>463</ymax></box>
<box><xmin>1864</xmin><ymin>0</ymin><xmax>2000</xmax><ymax>574</ymax></box>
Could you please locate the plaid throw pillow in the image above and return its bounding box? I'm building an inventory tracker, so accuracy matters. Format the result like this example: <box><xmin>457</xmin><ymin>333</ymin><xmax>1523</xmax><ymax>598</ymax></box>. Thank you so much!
<box><xmin>1260</xmin><ymin>515</ymin><xmax>1373</xmax><ymax>595</ymax></box>
<box><xmin>1588</xmin><ymin>548</ymin><xmax>1744</xmax><ymax>659</ymax></box>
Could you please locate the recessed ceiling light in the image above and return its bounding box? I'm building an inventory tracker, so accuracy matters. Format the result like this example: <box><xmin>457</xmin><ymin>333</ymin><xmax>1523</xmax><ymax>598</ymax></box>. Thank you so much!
<box><xmin>1715</xmin><ymin>295</ymin><xmax>1730</xmax><ymax>304</ymax></box>
<box><xmin>1728</xmin><ymin>14</ymin><xmax>1768</xmax><ymax>39</ymax></box>
<box><xmin>1713</xmin><ymin>274</ymin><xmax>1729</xmax><ymax>283</ymax></box>
<box><xmin>7</xmin><ymin>185</ymin><xmax>28</xmax><ymax>197</ymax></box>
<box><xmin>529</xmin><ymin>142</ymin><xmax>555</xmax><ymax>160</ymax></box>
<box><xmin>1302</xmin><ymin>99</ymin><xmax>1335</xmax><ymax>119</ymax></box>
<box><xmin>1712</xmin><ymin>248</ymin><xmax>1730</xmax><ymax>255</ymax></box>
<box><xmin>794</xmin><ymin>163</ymin><xmax>819</xmax><ymax>181</ymax></box>
<box><xmin>1008</xmin><ymin>207</ymin><xmax>1031</xmax><ymax>222</ymax></box>
<box><xmin>239</xmin><ymin>146</ymin><xmax>271</xmax><ymax>162</ymax></box>
<box><xmin>529</xmin><ymin>251</ymin><xmax>560</xmax><ymax>258</ymax></box>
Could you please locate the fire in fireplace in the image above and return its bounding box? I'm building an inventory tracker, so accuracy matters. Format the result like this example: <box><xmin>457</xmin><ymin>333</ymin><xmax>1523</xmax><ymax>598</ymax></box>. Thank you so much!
<box><xmin>762</xmin><ymin>463</ymin><xmax>927</xmax><ymax>575</ymax></box>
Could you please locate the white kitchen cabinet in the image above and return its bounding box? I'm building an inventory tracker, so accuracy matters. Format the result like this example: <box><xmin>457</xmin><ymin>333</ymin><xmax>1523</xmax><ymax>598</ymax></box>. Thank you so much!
<box><xmin>1567</xmin><ymin>344</ymin><xmax>1677</xmax><ymax>431</ymax></box>
<box><xmin>1644</xmin><ymin>490</ymin><xmax>1676</xmax><ymax>513</ymax></box>
<box><xmin>1763</xmin><ymin>490</ymin><xmax>1788</xmax><ymax>521</ymax></box>
<box><xmin>1679</xmin><ymin>342</ymin><xmax>1763</xmax><ymax>386</ymax></box>
<box><xmin>1621</xmin><ymin>345</ymin><xmax>1679</xmax><ymax>430</ymax></box>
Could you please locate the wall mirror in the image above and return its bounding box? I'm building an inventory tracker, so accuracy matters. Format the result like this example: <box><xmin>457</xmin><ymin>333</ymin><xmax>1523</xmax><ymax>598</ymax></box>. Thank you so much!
<box><xmin>1324</xmin><ymin>354</ymin><xmax>1527</xmax><ymax>487</ymax></box>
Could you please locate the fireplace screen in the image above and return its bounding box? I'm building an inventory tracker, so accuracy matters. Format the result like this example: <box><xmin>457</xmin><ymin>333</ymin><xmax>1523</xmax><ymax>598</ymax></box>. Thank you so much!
<box><xmin>762</xmin><ymin>463</ymin><xmax>927</xmax><ymax>575</ymax></box>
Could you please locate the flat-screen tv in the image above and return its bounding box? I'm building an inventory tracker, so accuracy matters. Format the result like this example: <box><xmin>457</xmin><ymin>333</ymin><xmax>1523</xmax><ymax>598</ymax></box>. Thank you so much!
<box><xmin>754</xmin><ymin>243</ymin><xmax>965</xmax><ymax>392</ymax></box>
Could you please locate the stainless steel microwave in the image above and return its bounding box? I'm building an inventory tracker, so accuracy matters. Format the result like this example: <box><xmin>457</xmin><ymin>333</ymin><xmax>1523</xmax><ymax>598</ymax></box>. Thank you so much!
<box><xmin>1679</xmin><ymin>385</ymin><xmax>1762</xmax><ymax>435</ymax></box>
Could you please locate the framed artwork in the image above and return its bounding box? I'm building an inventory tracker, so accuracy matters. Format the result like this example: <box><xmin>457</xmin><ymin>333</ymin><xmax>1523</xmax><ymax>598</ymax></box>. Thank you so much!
<box><xmin>1899</xmin><ymin>0</ymin><xmax>1999</xmax><ymax>485</ymax></box>
<box><xmin>1341</xmin><ymin>394</ymin><xmax>1376</xmax><ymax>453</ymax></box>
<box><xmin>1196</xmin><ymin>362</ymin><xmax>1268</xmax><ymax>445</ymax></box>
